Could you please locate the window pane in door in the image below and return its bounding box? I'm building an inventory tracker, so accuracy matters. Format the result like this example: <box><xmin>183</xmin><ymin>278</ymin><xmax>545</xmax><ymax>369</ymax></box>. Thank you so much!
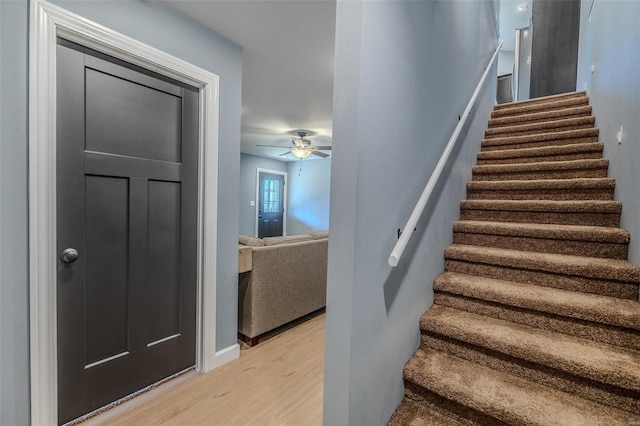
<box><xmin>263</xmin><ymin>178</ymin><xmax>280</xmax><ymax>213</ymax></box>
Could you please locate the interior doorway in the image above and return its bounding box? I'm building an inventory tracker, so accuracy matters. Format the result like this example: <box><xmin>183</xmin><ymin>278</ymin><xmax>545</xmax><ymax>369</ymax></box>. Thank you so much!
<box><xmin>29</xmin><ymin>2</ymin><xmax>226</xmax><ymax>424</ymax></box>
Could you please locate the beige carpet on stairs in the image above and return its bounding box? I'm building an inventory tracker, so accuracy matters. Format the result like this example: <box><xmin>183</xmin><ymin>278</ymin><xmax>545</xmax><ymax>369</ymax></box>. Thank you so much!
<box><xmin>388</xmin><ymin>91</ymin><xmax>640</xmax><ymax>425</ymax></box>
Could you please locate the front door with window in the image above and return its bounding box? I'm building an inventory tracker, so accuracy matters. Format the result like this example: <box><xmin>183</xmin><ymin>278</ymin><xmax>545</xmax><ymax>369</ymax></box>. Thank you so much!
<box><xmin>56</xmin><ymin>39</ymin><xmax>198</xmax><ymax>424</ymax></box>
<box><xmin>257</xmin><ymin>171</ymin><xmax>285</xmax><ymax>238</ymax></box>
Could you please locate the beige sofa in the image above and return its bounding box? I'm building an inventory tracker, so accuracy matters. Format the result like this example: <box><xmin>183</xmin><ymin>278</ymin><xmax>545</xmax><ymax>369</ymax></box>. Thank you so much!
<box><xmin>238</xmin><ymin>232</ymin><xmax>328</xmax><ymax>346</ymax></box>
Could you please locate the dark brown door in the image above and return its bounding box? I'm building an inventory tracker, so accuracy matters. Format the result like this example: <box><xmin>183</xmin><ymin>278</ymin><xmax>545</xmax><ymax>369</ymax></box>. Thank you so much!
<box><xmin>56</xmin><ymin>39</ymin><xmax>198</xmax><ymax>424</ymax></box>
<box><xmin>258</xmin><ymin>171</ymin><xmax>285</xmax><ymax>237</ymax></box>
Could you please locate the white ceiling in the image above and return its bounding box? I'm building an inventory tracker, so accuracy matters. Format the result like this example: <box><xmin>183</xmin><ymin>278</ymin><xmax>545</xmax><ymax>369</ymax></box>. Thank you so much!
<box><xmin>161</xmin><ymin>0</ymin><xmax>337</xmax><ymax>162</ymax></box>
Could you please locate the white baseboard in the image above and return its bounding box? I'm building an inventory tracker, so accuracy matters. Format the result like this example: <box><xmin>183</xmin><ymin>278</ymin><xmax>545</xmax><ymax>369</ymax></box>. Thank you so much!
<box><xmin>214</xmin><ymin>343</ymin><xmax>240</xmax><ymax>368</ymax></box>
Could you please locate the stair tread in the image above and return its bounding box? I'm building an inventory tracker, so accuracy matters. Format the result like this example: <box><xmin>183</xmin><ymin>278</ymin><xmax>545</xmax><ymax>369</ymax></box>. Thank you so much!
<box><xmin>489</xmin><ymin>105</ymin><xmax>592</xmax><ymax>127</ymax></box>
<box><xmin>486</xmin><ymin>116</ymin><xmax>595</xmax><ymax>136</ymax></box>
<box><xmin>460</xmin><ymin>199</ymin><xmax>622</xmax><ymax>213</ymax></box>
<box><xmin>421</xmin><ymin>306</ymin><xmax>640</xmax><ymax>391</ymax></box>
<box><xmin>473</xmin><ymin>158</ymin><xmax>608</xmax><ymax>174</ymax></box>
<box><xmin>495</xmin><ymin>91</ymin><xmax>587</xmax><ymax>110</ymax></box>
<box><xmin>467</xmin><ymin>177</ymin><xmax>615</xmax><ymax>191</ymax></box>
<box><xmin>404</xmin><ymin>346</ymin><xmax>640</xmax><ymax>425</ymax></box>
<box><xmin>387</xmin><ymin>397</ymin><xmax>467</xmax><ymax>426</ymax></box>
<box><xmin>434</xmin><ymin>272</ymin><xmax>640</xmax><ymax>330</ymax></box>
<box><xmin>492</xmin><ymin>97</ymin><xmax>590</xmax><ymax>118</ymax></box>
<box><xmin>477</xmin><ymin>142</ymin><xmax>603</xmax><ymax>161</ymax></box>
<box><xmin>444</xmin><ymin>244</ymin><xmax>640</xmax><ymax>282</ymax></box>
<box><xmin>482</xmin><ymin>128</ymin><xmax>599</xmax><ymax>147</ymax></box>
<box><xmin>453</xmin><ymin>220</ymin><xmax>629</xmax><ymax>243</ymax></box>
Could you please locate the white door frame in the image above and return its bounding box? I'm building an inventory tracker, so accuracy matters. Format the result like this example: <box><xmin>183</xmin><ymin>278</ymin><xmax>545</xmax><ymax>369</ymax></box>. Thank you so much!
<box><xmin>255</xmin><ymin>168</ymin><xmax>288</xmax><ymax>237</ymax></box>
<box><xmin>29</xmin><ymin>1</ymin><xmax>237</xmax><ymax>424</ymax></box>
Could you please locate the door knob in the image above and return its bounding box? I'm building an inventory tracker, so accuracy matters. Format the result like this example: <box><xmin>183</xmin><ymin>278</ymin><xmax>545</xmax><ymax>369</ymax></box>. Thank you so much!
<box><xmin>60</xmin><ymin>248</ymin><xmax>79</xmax><ymax>264</ymax></box>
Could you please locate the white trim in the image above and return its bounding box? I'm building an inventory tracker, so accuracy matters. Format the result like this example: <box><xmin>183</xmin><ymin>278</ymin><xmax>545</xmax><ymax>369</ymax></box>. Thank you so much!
<box><xmin>213</xmin><ymin>343</ymin><xmax>241</xmax><ymax>368</ymax></box>
<box><xmin>255</xmin><ymin>168</ymin><xmax>288</xmax><ymax>237</ymax></box>
<box><xmin>28</xmin><ymin>1</ymin><xmax>234</xmax><ymax>424</ymax></box>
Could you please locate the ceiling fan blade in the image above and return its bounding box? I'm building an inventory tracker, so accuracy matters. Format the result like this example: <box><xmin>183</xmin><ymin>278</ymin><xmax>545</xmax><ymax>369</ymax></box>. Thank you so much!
<box><xmin>279</xmin><ymin>151</ymin><xmax>291</xmax><ymax>157</ymax></box>
<box><xmin>312</xmin><ymin>145</ymin><xmax>332</xmax><ymax>150</ymax></box>
<box><xmin>256</xmin><ymin>144</ymin><xmax>290</xmax><ymax>148</ymax></box>
<box><xmin>311</xmin><ymin>150</ymin><xmax>330</xmax><ymax>158</ymax></box>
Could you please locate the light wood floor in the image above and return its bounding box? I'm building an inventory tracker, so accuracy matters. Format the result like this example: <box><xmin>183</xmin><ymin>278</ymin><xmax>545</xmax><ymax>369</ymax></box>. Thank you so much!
<box><xmin>83</xmin><ymin>313</ymin><xmax>325</xmax><ymax>426</ymax></box>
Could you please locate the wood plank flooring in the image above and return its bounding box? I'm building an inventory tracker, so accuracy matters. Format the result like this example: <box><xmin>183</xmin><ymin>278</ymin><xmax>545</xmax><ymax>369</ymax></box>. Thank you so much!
<box><xmin>82</xmin><ymin>313</ymin><xmax>325</xmax><ymax>425</ymax></box>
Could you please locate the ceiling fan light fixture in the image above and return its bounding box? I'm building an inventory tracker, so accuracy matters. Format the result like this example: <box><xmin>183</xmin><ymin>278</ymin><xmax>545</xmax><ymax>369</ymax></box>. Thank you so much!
<box><xmin>291</xmin><ymin>148</ymin><xmax>312</xmax><ymax>159</ymax></box>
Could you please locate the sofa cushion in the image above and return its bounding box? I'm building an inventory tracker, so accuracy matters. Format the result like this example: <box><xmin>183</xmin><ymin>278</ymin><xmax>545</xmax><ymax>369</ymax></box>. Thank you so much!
<box><xmin>262</xmin><ymin>234</ymin><xmax>315</xmax><ymax>246</ymax></box>
<box><xmin>309</xmin><ymin>230</ymin><xmax>329</xmax><ymax>239</ymax></box>
<box><xmin>239</xmin><ymin>234</ymin><xmax>265</xmax><ymax>247</ymax></box>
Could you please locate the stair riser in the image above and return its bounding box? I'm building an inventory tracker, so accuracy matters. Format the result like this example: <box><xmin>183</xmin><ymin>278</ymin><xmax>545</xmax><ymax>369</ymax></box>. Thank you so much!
<box><xmin>472</xmin><ymin>168</ymin><xmax>608</xmax><ymax>181</ymax></box>
<box><xmin>481</xmin><ymin>136</ymin><xmax>599</xmax><ymax>152</ymax></box>
<box><xmin>459</xmin><ymin>209</ymin><xmax>621</xmax><ymax>227</ymax></box>
<box><xmin>420</xmin><ymin>333</ymin><xmax>640</xmax><ymax>415</ymax></box>
<box><xmin>452</xmin><ymin>232</ymin><xmax>628</xmax><ymax>260</ymax></box>
<box><xmin>434</xmin><ymin>293</ymin><xmax>640</xmax><ymax>352</ymax></box>
<box><xmin>477</xmin><ymin>151</ymin><xmax>603</xmax><ymax>165</ymax></box>
<box><xmin>494</xmin><ymin>92</ymin><xmax>587</xmax><ymax>111</ymax></box>
<box><xmin>485</xmin><ymin>123</ymin><xmax>595</xmax><ymax>139</ymax></box>
<box><xmin>444</xmin><ymin>260</ymin><xmax>639</xmax><ymax>299</ymax></box>
<box><xmin>492</xmin><ymin>98</ymin><xmax>589</xmax><ymax>118</ymax></box>
<box><xmin>388</xmin><ymin>397</ymin><xmax>470</xmax><ymax>426</ymax></box>
<box><xmin>404</xmin><ymin>383</ymin><xmax>511</xmax><ymax>426</ymax></box>
<box><xmin>488</xmin><ymin>108</ymin><xmax>592</xmax><ymax>128</ymax></box>
<box><xmin>466</xmin><ymin>188</ymin><xmax>614</xmax><ymax>201</ymax></box>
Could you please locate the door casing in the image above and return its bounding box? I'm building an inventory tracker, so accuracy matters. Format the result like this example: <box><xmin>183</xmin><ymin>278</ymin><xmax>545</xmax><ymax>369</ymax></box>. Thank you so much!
<box><xmin>255</xmin><ymin>168</ymin><xmax>287</xmax><ymax>237</ymax></box>
<box><xmin>28</xmin><ymin>1</ymin><xmax>238</xmax><ymax>424</ymax></box>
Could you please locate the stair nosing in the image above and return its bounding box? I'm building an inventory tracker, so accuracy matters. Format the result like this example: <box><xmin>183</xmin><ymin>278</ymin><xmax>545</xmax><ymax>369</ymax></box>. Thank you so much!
<box><xmin>452</xmin><ymin>220</ymin><xmax>630</xmax><ymax>244</ymax></box>
<box><xmin>494</xmin><ymin>91</ymin><xmax>587</xmax><ymax>110</ymax></box>
<box><xmin>444</xmin><ymin>244</ymin><xmax>640</xmax><ymax>282</ymax></box>
<box><xmin>467</xmin><ymin>177</ymin><xmax>615</xmax><ymax>191</ymax></box>
<box><xmin>486</xmin><ymin>116</ymin><xmax>595</xmax><ymax>136</ymax></box>
<box><xmin>477</xmin><ymin>142</ymin><xmax>603</xmax><ymax>160</ymax></box>
<box><xmin>420</xmin><ymin>306</ymin><xmax>640</xmax><ymax>391</ymax></box>
<box><xmin>404</xmin><ymin>346</ymin><xmax>639</xmax><ymax>425</ymax></box>
<box><xmin>492</xmin><ymin>97</ymin><xmax>590</xmax><ymax>117</ymax></box>
<box><xmin>434</xmin><ymin>272</ymin><xmax>640</xmax><ymax>330</ymax></box>
<box><xmin>489</xmin><ymin>105</ymin><xmax>592</xmax><ymax>126</ymax></box>
<box><xmin>481</xmin><ymin>128</ymin><xmax>599</xmax><ymax>146</ymax></box>
<box><xmin>460</xmin><ymin>199</ymin><xmax>622</xmax><ymax>213</ymax></box>
<box><xmin>472</xmin><ymin>158</ymin><xmax>609</xmax><ymax>174</ymax></box>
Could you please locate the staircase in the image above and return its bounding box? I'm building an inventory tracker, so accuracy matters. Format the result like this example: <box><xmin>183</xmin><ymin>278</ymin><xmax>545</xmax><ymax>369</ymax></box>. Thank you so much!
<box><xmin>388</xmin><ymin>92</ymin><xmax>640</xmax><ymax>425</ymax></box>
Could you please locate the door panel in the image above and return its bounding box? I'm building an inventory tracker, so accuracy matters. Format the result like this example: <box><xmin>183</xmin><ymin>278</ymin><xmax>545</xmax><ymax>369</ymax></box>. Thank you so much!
<box><xmin>56</xmin><ymin>38</ymin><xmax>198</xmax><ymax>424</ymax></box>
<box><xmin>85</xmin><ymin>67</ymin><xmax>182</xmax><ymax>162</ymax></box>
<box><xmin>84</xmin><ymin>175</ymin><xmax>130</xmax><ymax>366</ymax></box>
<box><xmin>148</xmin><ymin>180</ymin><xmax>182</xmax><ymax>344</ymax></box>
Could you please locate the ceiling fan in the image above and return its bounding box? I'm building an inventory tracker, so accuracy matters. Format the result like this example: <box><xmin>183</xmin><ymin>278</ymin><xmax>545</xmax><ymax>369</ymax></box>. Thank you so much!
<box><xmin>258</xmin><ymin>131</ymin><xmax>332</xmax><ymax>159</ymax></box>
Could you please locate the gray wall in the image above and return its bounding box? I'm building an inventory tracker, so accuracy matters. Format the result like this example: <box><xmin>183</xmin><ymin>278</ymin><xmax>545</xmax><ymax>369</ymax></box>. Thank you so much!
<box><xmin>0</xmin><ymin>2</ymin><xmax>242</xmax><ymax>422</ymax></box>
<box><xmin>324</xmin><ymin>1</ymin><xmax>498</xmax><ymax>424</ymax></box>
<box><xmin>0</xmin><ymin>1</ymin><xmax>30</xmax><ymax>424</ymax></box>
<box><xmin>530</xmin><ymin>0</ymin><xmax>581</xmax><ymax>98</ymax></box>
<box><xmin>497</xmin><ymin>50</ymin><xmax>515</xmax><ymax>76</ymax></box>
<box><xmin>286</xmin><ymin>159</ymin><xmax>331</xmax><ymax>235</ymax></box>
<box><xmin>239</xmin><ymin>154</ymin><xmax>287</xmax><ymax>236</ymax></box>
<box><xmin>577</xmin><ymin>0</ymin><xmax>640</xmax><ymax>287</ymax></box>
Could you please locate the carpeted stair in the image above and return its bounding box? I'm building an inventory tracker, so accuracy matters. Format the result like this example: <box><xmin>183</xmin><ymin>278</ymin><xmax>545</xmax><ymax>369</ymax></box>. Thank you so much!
<box><xmin>389</xmin><ymin>91</ymin><xmax>640</xmax><ymax>425</ymax></box>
